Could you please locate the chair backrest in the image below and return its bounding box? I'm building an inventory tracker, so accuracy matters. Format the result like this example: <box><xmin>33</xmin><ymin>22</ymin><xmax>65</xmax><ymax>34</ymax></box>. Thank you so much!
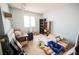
<box><xmin>10</xmin><ymin>39</ymin><xmax>21</xmax><ymax>52</ymax></box>
<box><xmin>7</xmin><ymin>29</ymin><xmax>16</xmax><ymax>42</ymax></box>
<box><xmin>7</xmin><ymin>29</ymin><xmax>23</xmax><ymax>54</ymax></box>
<box><xmin>28</xmin><ymin>32</ymin><xmax>33</xmax><ymax>41</ymax></box>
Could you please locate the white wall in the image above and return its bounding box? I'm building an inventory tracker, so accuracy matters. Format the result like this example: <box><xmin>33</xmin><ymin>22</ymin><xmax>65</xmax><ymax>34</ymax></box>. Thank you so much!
<box><xmin>0</xmin><ymin>3</ymin><xmax>11</xmax><ymax>34</ymax></box>
<box><xmin>43</xmin><ymin>4</ymin><xmax>79</xmax><ymax>44</ymax></box>
<box><xmin>10</xmin><ymin>8</ymin><xmax>42</xmax><ymax>33</ymax></box>
<box><xmin>0</xmin><ymin>3</ymin><xmax>11</xmax><ymax>55</ymax></box>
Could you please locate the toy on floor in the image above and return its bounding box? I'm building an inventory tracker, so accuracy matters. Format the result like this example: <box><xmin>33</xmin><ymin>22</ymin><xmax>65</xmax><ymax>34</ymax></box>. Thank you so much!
<box><xmin>38</xmin><ymin>41</ymin><xmax>55</xmax><ymax>55</ymax></box>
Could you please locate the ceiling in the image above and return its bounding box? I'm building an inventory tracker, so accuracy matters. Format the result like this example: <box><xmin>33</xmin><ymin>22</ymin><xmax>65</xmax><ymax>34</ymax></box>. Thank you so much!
<box><xmin>9</xmin><ymin>3</ymin><xmax>64</xmax><ymax>14</ymax></box>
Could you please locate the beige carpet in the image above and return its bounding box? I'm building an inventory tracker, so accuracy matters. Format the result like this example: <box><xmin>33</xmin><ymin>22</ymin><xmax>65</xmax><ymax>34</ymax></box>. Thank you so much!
<box><xmin>22</xmin><ymin>35</ymin><xmax>73</xmax><ymax>55</ymax></box>
<box><xmin>23</xmin><ymin>41</ymin><xmax>45</xmax><ymax>55</ymax></box>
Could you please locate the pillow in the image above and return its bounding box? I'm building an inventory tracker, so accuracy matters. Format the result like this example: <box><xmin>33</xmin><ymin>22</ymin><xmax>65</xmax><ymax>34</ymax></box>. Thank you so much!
<box><xmin>14</xmin><ymin>31</ymin><xmax>22</xmax><ymax>36</ymax></box>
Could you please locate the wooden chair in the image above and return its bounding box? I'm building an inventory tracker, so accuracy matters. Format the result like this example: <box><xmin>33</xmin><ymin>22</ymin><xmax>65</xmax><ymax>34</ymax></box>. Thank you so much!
<box><xmin>14</xmin><ymin>29</ymin><xmax>28</xmax><ymax>47</ymax></box>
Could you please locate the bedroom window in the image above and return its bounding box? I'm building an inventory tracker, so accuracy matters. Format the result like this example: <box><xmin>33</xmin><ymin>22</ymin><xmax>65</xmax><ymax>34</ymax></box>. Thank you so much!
<box><xmin>24</xmin><ymin>15</ymin><xmax>35</xmax><ymax>28</ymax></box>
<box><xmin>30</xmin><ymin>16</ymin><xmax>35</xmax><ymax>27</ymax></box>
<box><xmin>24</xmin><ymin>15</ymin><xmax>30</xmax><ymax>27</ymax></box>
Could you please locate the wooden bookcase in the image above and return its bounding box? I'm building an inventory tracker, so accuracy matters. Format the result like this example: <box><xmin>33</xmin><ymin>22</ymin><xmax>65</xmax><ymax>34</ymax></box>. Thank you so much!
<box><xmin>40</xmin><ymin>19</ymin><xmax>46</xmax><ymax>34</ymax></box>
<box><xmin>39</xmin><ymin>19</ymin><xmax>51</xmax><ymax>35</ymax></box>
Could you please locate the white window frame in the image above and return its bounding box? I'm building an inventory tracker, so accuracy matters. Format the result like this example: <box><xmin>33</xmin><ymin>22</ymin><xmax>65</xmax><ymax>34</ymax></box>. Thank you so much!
<box><xmin>24</xmin><ymin>15</ymin><xmax>35</xmax><ymax>28</ymax></box>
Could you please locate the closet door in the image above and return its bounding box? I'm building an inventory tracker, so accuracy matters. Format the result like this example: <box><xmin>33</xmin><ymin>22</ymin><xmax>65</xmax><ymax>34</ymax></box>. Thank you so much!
<box><xmin>47</xmin><ymin>21</ymin><xmax>51</xmax><ymax>34</ymax></box>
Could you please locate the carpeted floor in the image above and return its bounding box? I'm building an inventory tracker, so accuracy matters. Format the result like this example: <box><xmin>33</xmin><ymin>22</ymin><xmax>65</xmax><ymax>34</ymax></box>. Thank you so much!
<box><xmin>22</xmin><ymin>35</ymin><xmax>74</xmax><ymax>55</ymax></box>
<box><xmin>23</xmin><ymin>41</ymin><xmax>45</xmax><ymax>55</ymax></box>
